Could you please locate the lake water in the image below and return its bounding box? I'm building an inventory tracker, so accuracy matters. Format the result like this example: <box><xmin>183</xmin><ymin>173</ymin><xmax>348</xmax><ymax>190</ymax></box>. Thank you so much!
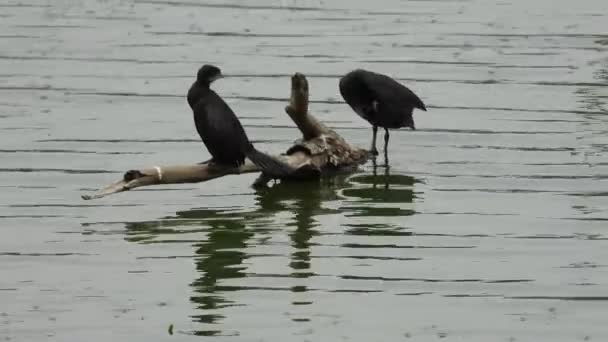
<box><xmin>1</xmin><ymin>0</ymin><xmax>607</xmax><ymax>341</ymax></box>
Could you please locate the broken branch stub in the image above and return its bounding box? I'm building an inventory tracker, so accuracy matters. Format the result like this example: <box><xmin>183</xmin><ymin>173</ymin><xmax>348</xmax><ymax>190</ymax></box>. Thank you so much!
<box><xmin>81</xmin><ymin>73</ymin><xmax>369</xmax><ymax>200</ymax></box>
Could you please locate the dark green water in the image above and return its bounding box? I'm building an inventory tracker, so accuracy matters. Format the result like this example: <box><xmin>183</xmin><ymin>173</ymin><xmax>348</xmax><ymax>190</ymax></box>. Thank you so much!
<box><xmin>1</xmin><ymin>0</ymin><xmax>607</xmax><ymax>341</ymax></box>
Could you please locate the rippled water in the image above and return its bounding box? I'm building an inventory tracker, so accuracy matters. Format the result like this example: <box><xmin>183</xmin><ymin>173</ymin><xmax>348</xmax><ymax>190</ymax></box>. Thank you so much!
<box><xmin>1</xmin><ymin>0</ymin><xmax>607</xmax><ymax>341</ymax></box>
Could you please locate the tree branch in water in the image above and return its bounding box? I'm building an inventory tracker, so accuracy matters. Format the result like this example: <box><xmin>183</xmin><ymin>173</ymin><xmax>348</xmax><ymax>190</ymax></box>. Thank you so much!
<box><xmin>82</xmin><ymin>73</ymin><xmax>369</xmax><ymax>200</ymax></box>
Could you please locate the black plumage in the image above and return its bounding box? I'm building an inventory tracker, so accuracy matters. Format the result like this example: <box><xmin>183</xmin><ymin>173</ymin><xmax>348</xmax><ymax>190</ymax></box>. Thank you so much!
<box><xmin>339</xmin><ymin>69</ymin><xmax>426</xmax><ymax>156</ymax></box>
<box><xmin>187</xmin><ymin>65</ymin><xmax>292</xmax><ymax>177</ymax></box>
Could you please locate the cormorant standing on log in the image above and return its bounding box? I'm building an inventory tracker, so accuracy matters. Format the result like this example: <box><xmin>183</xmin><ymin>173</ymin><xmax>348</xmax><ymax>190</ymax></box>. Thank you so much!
<box><xmin>187</xmin><ymin>65</ymin><xmax>291</xmax><ymax>177</ymax></box>
<box><xmin>339</xmin><ymin>69</ymin><xmax>426</xmax><ymax>156</ymax></box>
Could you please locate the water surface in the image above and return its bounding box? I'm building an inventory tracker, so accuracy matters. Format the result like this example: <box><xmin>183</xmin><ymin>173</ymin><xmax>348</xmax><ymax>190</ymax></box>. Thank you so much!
<box><xmin>1</xmin><ymin>0</ymin><xmax>607</xmax><ymax>341</ymax></box>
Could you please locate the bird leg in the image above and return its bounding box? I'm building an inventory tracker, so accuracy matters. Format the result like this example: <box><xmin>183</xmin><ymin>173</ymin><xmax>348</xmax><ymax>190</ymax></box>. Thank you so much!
<box><xmin>383</xmin><ymin>129</ymin><xmax>390</xmax><ymax>166</ymax></box>
<box><xmin>383</xmin><ymin>129</ymin><xmax>390</xmax><ymax>152</ymax></box>
<box><xmin>370</xmin><ymin>125</ymin><xmax>379</xmax><ymax>156</ymax></box>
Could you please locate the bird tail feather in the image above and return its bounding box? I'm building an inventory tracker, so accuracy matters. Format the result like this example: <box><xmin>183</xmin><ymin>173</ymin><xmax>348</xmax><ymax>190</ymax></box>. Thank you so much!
<box><xmin>246</xmin><ymin>148</ymin><xmax>294</xmax><ymax>178</ymax></box>
<box><xmin>414</xmin><ymin>97</ymin><xmax>427</xmax><ymax>111</ymax></box>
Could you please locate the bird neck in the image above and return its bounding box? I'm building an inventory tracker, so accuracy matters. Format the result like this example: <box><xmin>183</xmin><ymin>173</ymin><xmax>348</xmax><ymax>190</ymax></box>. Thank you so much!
<box><xmin>187</xmin><ymin>81</ymin><xmax>211</xmax><ymax>108</ymax></box>
<box><xmin>197</xmin><ymin>80</ymin><xmax>211</xmax><ymax>88</ymax></box>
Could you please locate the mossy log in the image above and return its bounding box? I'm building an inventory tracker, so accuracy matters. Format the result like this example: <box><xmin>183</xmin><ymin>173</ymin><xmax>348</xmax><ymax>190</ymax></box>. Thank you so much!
<box><xmin>82</xmin><ymin>73</ymin><xmax>370</xmax><ymax>200</ymax></box>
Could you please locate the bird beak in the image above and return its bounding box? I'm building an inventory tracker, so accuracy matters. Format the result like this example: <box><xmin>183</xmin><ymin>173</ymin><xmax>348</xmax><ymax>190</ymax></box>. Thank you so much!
<box><xmin>212</xmin><ymin>74</ymin><xmax>224</xmax><ymax>82</ymax></box>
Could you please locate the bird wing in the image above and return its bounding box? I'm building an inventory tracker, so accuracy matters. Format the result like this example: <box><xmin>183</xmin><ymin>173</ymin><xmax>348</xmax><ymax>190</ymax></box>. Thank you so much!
<box><xmin>339</xmin><ymin>73</ymin><xmax>378</xmax><ymax>122</ymax></box>
<box><xmin>192</xmin><ymin>91</ymin><xmax>251</xmax><ymax>163</ymax></box>
<box><xmin>360</xmin><ymin>72</ymin><xmax>427</xmax><ymax>112</ymax></box>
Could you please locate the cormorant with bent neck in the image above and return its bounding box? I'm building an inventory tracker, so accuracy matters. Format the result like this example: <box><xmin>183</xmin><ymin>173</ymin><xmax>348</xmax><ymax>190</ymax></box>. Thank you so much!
<box><xmin>339</xmin><ymin>69</ymin><xmax>427</xmax><ymax>156</ymax></box>
<box><xmin>187</xmin><ymin>64</ymin><xmax>291</xmax><ymax>177</ymax></box>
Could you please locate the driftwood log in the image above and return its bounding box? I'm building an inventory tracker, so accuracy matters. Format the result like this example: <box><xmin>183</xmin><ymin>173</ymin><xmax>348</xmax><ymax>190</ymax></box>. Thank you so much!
<box><xmin>82</xmin><ymin>73</ymin><xmax>370</xmax><ymax>200</ymax></box>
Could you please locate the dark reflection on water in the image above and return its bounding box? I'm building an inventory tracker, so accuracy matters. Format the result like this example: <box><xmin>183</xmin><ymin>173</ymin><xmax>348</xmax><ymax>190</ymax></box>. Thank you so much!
<box><xmin>122</xmin><ymin>169</ymin><xmax>420</xmax><ymax>335</ymax></box>
<box><xmin>256</xmin><ymin>181</ymin><xmax>331</xmax><ymax>283</ymax></box>
<box><xmin>125</xmin><ymin>208</ymin><xmax>256</xmax><ymax>336</ymax></box>
<box><xmin>189</xmin><ymin>211</ymin><xmax>252</xmax><ymax>336</ymax></box>
<box><xmin>342</xmin><ymin>165</ymin><xmax>419</xmax><ymax>222</ymax></box>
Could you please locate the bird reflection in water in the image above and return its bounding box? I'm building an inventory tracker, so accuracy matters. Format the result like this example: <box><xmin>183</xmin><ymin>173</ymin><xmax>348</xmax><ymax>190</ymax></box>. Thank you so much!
<box><xmin>189</xmin><ymin>212</ymin><xmax>253</xmax><ymax>336</ymax></box>
<box><xmin>372</xmin><ymin>157</ymin><xmax>390</xmax><ymax>189</ymax></box>
<box><xmin>340</xmin><ymin>164</ymin><xmax>420</xmax><ymax>237</ymax></box>
<box><xmin>124</xmin><ymin>208</ymin><xmax>256</xmax><ymax>336</ymax></box>
<box><xmin>122</xmin><ymin>169</ymin><xmax>420</xmax><ymax>335</ymax></box>
<box><xmin>256</xmin><ymin>180</ymin><xmax>342</xmax><ymax>291</ymax></box>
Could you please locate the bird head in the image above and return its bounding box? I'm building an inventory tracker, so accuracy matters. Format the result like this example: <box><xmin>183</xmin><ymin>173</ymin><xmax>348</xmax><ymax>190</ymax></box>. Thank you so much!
<box><xmin>196</xmin><ymin>64</ymin><xmax>223</xmax><ymax>84</ymax></box>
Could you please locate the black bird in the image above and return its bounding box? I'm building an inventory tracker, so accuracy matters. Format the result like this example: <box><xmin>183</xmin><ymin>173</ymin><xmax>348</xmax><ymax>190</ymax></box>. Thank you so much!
<box><xmin>187</xmin><ymin>65</ymin><xmax>292</xmax><ymax>177</ymax></box>
<box><xmin>339</xmin><ymin>69</ymin><xmax>426</xmax><ymax>156</ymax></box>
